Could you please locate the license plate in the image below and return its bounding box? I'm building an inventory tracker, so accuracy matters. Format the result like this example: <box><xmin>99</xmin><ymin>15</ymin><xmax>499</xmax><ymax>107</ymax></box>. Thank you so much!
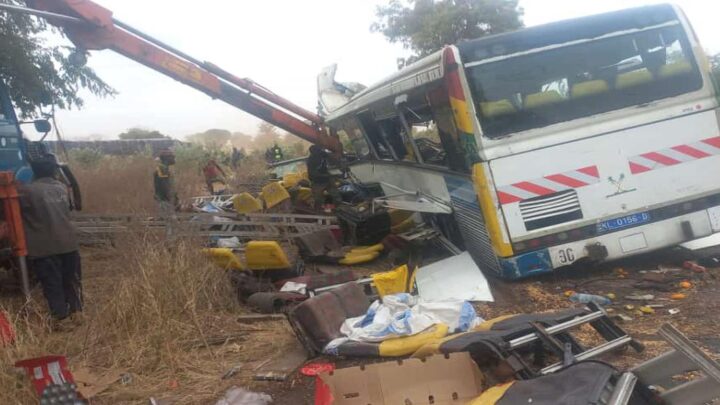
<box><xmin>549</xmin><ymin>242</ymin><xmax>587</xmax><ymax>268</ymax></box>
<box><xmin>597</xmin><ymin>212</ymin><xmax>651</xmax><ymax>234</ymax></box>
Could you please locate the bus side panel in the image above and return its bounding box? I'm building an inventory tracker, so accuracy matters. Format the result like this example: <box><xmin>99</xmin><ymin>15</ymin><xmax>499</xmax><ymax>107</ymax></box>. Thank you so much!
<box><xmin>444</xmin><ymin>175</ymin><xmax>501</xmax><ymax>275</ymax></box>
<box><xmin>490</xmin><ymin>109</ymin><xmax>720</xmax><ymax>241</ymax></box>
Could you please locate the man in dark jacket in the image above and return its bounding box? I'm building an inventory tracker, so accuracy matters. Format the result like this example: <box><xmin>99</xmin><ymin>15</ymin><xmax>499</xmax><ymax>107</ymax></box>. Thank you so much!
<box><xmin>307</xmin><ymin>145</ymin><xmax>339</xmax><ymax>209</ymax></box>
<box><xmin>18</xmin><ymin>154</ymin><xmax>82</xmax><ymax>323</ymax></box>
<box><xmin>154</xmin><ymin>148</ymin><xmax>178</xmax><ymax>212</ymax></box>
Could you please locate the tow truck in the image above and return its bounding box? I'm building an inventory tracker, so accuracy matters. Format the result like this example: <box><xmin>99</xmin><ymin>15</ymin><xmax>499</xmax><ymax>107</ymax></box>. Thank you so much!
<box><xmin>0</xmin><ymin>0</ymin><xmax>346</xmax><ymax>297</ymax></box>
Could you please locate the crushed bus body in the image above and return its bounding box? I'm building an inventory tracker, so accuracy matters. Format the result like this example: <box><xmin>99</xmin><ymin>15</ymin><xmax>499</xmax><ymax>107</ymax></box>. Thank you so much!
<box><xmin>322</xmin><ymin>4</ymin><xmax>720</xmax><ymax>278</ymax></box>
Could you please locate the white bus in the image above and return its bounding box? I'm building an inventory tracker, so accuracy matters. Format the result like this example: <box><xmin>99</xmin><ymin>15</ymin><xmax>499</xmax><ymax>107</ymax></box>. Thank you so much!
<box><xmin>321</xmin><ymin>4</ymin><xmax>718</xmax><ymax>278</ymax></box>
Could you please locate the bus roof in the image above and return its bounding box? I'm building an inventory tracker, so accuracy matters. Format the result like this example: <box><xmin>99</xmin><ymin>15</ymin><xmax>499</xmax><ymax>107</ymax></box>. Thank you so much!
<box><xmin>324</xmin><ymin>3</ymin><xmax>681</xmax><ymax>126</ymax></box>
<box><xmin>325</xmin><ymin>50</ymin><xmax>443</xmax><ymax>124</ymax></box>
<box><xmin>458</xmin><ymin>4</ymin><xmax>678</xmax><ymax>65</ymax></box>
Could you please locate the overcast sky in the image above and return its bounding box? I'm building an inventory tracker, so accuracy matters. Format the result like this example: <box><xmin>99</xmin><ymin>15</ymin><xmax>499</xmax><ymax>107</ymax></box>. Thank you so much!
<box><xmin>46</xmin><ymin>0</ymin><xmax>719</xmax><ymax>141</ymax></box>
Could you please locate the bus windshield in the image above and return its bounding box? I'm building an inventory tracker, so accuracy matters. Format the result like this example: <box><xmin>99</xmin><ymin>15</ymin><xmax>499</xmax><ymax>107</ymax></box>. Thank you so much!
<box><xmin>464</xmin><ymin>23</ymin><xmax>703</xmax><ymax>139</ymax></box>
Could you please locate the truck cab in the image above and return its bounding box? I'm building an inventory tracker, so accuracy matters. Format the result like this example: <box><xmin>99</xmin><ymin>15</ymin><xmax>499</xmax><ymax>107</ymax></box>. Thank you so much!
<box><xmin>0</xmin><ymin>80</ymin><xmax>36</xmax><ymax>184</ymax></box>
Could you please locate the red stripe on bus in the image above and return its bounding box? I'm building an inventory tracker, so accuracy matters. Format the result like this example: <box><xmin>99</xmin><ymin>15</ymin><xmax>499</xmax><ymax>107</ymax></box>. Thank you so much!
<box><xmin>497</xmin><ymin>191</ymin><xmax>521</xmax><ymax>204</ymax></box>
<box><xmin>545</xmin><ymin>173</ymin><xmax>586</xmax><ymax>188</ymax></box>
<box><xmin>629</xmin><ymin>161</ymin><xmax>651</xmax><ymax>174</ymax></box>
<box><xmin>577</xmin><ymin>165</ymin><xmax>599</xmax><ymax>178</ymax></box>
<box><xmin>641</xmin><ymin>152</ymin><xmax>681</xmax><ymax>166</ymax></box>
<box><xmin>672</xmin><ymin>144</ymin><xmax>710</xmax><ymax>159</ymax></box>
<box><xmin>701</xmin><ymin>136</ymin><xmax>720</xmax><ymax>149</ymax></box>
<box><xmin>513</xmin><ymin>181</ymin><xmax>555</xmax><ymax>196</ymax></box>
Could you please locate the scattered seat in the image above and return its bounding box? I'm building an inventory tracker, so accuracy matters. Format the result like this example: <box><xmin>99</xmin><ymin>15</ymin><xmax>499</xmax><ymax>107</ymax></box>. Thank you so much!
<box><xmin>570</xmin><ymin>80</ymin><xmax>609</xmax><ymax>98</ymax></box>
<box><xmin>616</xmin><ymin>68</ymin><xmax>654</xmax><ymax>89</ymax></box>
<box><xmin>245</xmin><ymin>241</ymin><xmax>291</xmax><ymax>270</ymax></box>
<box><xmin>480</xmin><ymin>99</ymin><xmax>516</xmax><ymax>118</ymax></box>
<box><xmin>202</xmin><ymin>248</ymin><xmax>245</xmax><ymax>270</ymax></box>
<box><xmin>232</xmin><ymin>192</ymin><xmax>263</xmax><ymax>214</ymax></box>
<box><xmin>523</xmin><ymin>90</ymin><xmax>564</xmax><ymax>109</ymax></box>
<box><xmin>658</xmin><ymin>59</ymin><xmax>693</xmax><ymax>78</ymax></box>
<box><xmin>260</xmin><ymin>181</ymin><xmax>290</xmax><ymax>209</ymax></box>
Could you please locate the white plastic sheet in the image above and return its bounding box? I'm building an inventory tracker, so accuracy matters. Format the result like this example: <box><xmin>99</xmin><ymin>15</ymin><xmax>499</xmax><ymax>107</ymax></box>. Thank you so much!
<box><xmin>415</xmin><ymin>252</ymin><xmax>494</xmax><ymax>303</ymax></box>
<box><xmin>324</xmin><ymin>293</ymin><xmax>481</xmax><ymax>353</ymax></box>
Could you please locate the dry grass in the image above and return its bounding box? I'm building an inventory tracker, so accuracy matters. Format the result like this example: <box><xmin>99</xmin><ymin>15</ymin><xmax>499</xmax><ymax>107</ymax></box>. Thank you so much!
<box><xmin>0</xmin><ymin>155</ymin><xmax>298</xmax><ymax>404</ymax></box>
<box><xmin>0</xmin><ymin>234</ymin><xmax>296</xmax><ymax>404</ymax></box>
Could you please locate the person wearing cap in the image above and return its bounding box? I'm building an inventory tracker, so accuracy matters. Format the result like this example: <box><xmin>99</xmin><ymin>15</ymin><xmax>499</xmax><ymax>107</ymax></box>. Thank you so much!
<box><xmin>154</xmin><ymin>148</ymin><xmax>178</xmax><ymax>212</ymax></box>
<box><xmin>18</xmin><ymin>154</ymin><xmax>82</xmax><ymax>323</ymax></box>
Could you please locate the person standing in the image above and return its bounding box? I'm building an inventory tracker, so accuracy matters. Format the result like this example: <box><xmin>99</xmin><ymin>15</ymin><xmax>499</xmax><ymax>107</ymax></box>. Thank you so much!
<box><xmin>154</xmin><ymin>148</ymin><xmax>178</xmax><ymax>213</ymax></box>
<box><xmin>201</xmin><ymin>156</ymin><xmax>228</xmax><ymax>195</ymax></box>
<box><xmin>307</xmin><ymin>145</ymin><xmax>339</xmax><ymax>210</ymax></box>
<box><xmin>18</xmin><ymin>154</ymin><xmax>82</xmax><ymax>324</ymax></box>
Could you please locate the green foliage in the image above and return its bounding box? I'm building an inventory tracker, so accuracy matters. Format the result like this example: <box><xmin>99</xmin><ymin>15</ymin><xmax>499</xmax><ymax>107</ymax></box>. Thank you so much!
<box><xmin>68</xmin><ymin>147</ymin><xmax>103</xmax><ymax>168</ymax></box>
<box><xmin>118</xmin><ymin>127</ymin><xmax>167</xmax><ymax>140</ymax></box>
<box><xmin>0</xmin><ymin>0</ymin><xmax>116</xmax><ymax>118</ymax></box>
<box><xmin>710</xmin><ymin>53</ymin><xmax>720</xmax><ymax>87</ymax></box>
<box><xmin>186</xmin><ymin>128</ymin><xmax>232</xmax><ymax>150</ymax></box>
<box><xmin>173</xmin><ymin>143</ymin><xmax>207</xmax><ymax>169</ymax></box>
<box><xmin>372</xmin><ymin>0</ymin><xmax>523</xmax><ymax>63</ymax></box>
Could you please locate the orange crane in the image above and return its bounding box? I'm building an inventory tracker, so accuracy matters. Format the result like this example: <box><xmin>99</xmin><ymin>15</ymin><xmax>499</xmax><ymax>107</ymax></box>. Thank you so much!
<box><xmin>7</xmin><ymin>0</ymin><xmax>341</xmax><ymax>154</ymax></box>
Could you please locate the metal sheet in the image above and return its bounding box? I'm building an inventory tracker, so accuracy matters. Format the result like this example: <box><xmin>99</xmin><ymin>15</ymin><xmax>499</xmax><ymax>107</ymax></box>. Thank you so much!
<box><xmin>415</xmin><ymin>252</ymin><xmax>494</xmax><ymax>302</ymax></box>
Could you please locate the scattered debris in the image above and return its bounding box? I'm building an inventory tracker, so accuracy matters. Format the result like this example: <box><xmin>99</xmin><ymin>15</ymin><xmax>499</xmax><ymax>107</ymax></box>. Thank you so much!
<box><xmin>73</xmin><ymin>368</ymin><xmax>123</xmax><ymax>399</ymax></box>
<box><xmin>236</xmin><ymin>314</ymin><xmax>286</xmax><ymax>324</ymax></box>
<box><xmin>253</xmin><ymin>341</ymin><xmax>308</xmax><ymax>382</ymax></box>
<box><xmin>668</xmin><ymin>308</ymin><xmax>681</xmax><ymax>315</ymax></box>
<box><xmin>300</xmin><ymin>362</ymin><xmax>335</xmax><ymax>377</ymax></box>
<box><xmin>670</xmin><ymin>293</ymin><xmax>687</xmax><ymax>300</ymax></box>
<box><xmin>639</xmin><ymin>306</ymin><xmax>655</xmax><ymax>314</ymax></box>
<box><xmin>0</xmin><ymin>310</ymin><xmax>15</xmax><ymax>346</ymax></box>
<box><xmin>683</xmin><ymin>261</ymin><xmax>706</xmax><ymax>273</ymax></box>
<box><xmin>568</xmin><ymin>292</ymin><xmax>611</xmax><ymax>305</ymax></box>
<box><xmin>678</xmin><ymin>281</ymin><xmax>692</xmax><ymax>289</ymax></box>
<box><xmin>625</xmin><ymin>294</ymin><xmax>655</xmax><ymax>301</ymax></box>
<box><xmin>221</xmin><ymin>364</ymin><xmax>244</xmax><ymax>380</ymax></box>
<box><xmin>614</xmin><ymin>313</ymin><xmax>634</xmax><ymax>322</ymax></box>
<box><xmin>214</xmin><ymin>386</ymin><xmax>272</xmax><ymax>405</ymax></box>
<box><xmin>415</xmin><ymin>252</ymin><xmax>493</xmax><ymax>303</ymax></box>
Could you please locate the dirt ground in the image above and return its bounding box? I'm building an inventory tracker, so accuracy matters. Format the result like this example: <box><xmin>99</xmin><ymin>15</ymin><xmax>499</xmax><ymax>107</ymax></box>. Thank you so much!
<box><xmin>229</xmin><ymin>245</ymin><xmax>720</xmax><ymax>403</ymax></box>
<box><xmin>4</xmin><ymin>240</ymin><xmax>719</xmax><ymax>404</ymax></box>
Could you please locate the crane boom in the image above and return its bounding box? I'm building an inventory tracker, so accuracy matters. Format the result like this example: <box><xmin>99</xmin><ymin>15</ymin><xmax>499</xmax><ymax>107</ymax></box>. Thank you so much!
<box><xmin>18</xmin><ymin>0</ymin><xmax>341</xmax><ymax>153</ymax></box>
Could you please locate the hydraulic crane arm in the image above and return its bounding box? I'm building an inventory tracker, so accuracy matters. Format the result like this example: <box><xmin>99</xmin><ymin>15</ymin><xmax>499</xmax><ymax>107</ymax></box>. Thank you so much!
<box><xmin>15</xmin><ymin>0</ymin><xmax>341</xmax><ymax>153</ymax></box>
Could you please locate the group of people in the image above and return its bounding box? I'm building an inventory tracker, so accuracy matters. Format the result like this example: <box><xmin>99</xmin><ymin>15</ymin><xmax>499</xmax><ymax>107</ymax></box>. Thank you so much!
<box><xmin>17</xmin><ymin>143</ymin><xmax>339</xmax><ymax>328</ymax></box>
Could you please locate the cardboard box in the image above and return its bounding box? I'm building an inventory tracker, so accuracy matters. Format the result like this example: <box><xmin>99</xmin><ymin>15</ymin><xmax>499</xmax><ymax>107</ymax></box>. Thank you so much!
<box><xmin>318</xmin><ymin>352</ymin><xmax>484</xmax><ymax>405</ymax></box>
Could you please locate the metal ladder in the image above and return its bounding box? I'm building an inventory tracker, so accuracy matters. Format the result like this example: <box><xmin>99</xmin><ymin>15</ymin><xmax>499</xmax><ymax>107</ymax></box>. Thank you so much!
<box><xmin>607</xmin><ymin>323</ymin><xmax>720</xmax><ymax>405</ymax></box>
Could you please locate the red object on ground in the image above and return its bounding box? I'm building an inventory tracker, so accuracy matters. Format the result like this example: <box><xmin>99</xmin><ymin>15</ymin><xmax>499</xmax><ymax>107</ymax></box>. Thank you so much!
<box><xmin>683</xmin><ymin>261</ymin><xmax>706</xmax><ymax>273</ymax></box>
<box><xmin>14</xmin><ymin>355</ymin><xmax>76</xmax><ymax>396</ymax></box>
<box><xmin>0</xmin><ymin>310</ymin><xmax>15</xmax><ymax>346</ymax></box>
<box><xmin>303</xmin><ymin>362</ymin><xmax>336</xmax><ymax>405</ymax></box>
<box><xmin>301</xmin><ymin>362</ymin><xmax>336</xmax><ymax>377</ymax></box>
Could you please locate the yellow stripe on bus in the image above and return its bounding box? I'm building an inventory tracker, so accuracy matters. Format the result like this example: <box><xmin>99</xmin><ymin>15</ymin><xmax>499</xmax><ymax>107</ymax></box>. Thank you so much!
<box><xmin>449</xmin><ymin>96</ymin><xmax>474</xmax><ymax>134</ymax></box>
<box><xmin>472</xmin><ymin>163</ymin><xmax>514</xmax><ymax>257</ymax></box>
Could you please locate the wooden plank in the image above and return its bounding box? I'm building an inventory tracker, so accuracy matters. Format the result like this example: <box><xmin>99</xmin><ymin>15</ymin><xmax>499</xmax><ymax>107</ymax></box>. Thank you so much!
<box><xmin>253</xmin><ymin>340</ymin><xmax>308</xmax><ymax>382</ymax></box>
<box><xmin>236</xmin><ymin>314</ymin><xmax>286</xmax><ymax>324</ymax></box>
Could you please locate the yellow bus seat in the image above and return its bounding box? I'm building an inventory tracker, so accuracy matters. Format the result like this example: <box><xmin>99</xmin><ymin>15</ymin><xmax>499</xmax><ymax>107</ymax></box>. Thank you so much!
<box><xmin>615</xmin><ymin>68</ymin><xmax>653</xmax><ymax>89</ymax></box>
<box><xmin>232</xmin><ymin>192</ymin><xmax>263</xmax><ymax>214</ymax></box>
<box><xmin>202</xmin><ymin>248</ymin><xmax>245</xmax><ymax>271</ymax></box>
<box><xmin>339</xmin><ymin>250</ymin><xmax>380</xmax><ymax>265</ymax></box>
<box><xmin>294</xmin><ymin>187</ymin><xmax>314</xmax><ymax>205</ymax></box>
<box><xmin>570</xmin><ymin>79</ymin><xmax>609</xmax><ymax>98</ymax></box>
<box><xmin>282</xmin><ymin>172</ymin><xmax>302</xmax><ymax>188</ymax></box>
<box><xmin>371</xmin><ymin>264</ymin><xmax>409</xmax><ymax>298</ymax></box>
<box><xmin>480</xmin><ymin>99</ymin><xmax>516</xmax><ymax>118</ymax></box>
<box><xmin>524</xmin><ymin>90</ymin><xmax>564</xmax><ymax>109</ymax></box>
<box><xmin>658</xmin><ymin>59</ymin><xmax>693</xmax><ymax>78</ymax></box>
<box><xmin>377</xmin><ymin>324</ymin><xmax>449</xmax><ymax>357</ymax></box>
<box><xmin>261</xmin><ymin>181</ymin><xmax>290</xmax><ymax>209</ymax></box>
<box><xmin>245</xmin><ymin>241</ymin><xmax>291</xmax><ymax>270</ymax></box>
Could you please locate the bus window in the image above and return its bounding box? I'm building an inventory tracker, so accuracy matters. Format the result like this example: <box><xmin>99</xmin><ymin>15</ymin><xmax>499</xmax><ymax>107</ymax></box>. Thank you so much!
<box><xmin>357</xmin><ymin>111</ymin><xmax>395</xmax><ymax>160</ymax></box>
<box><xmin>465</xmin><ymin>24</ymin><xmax>704</xmax><ymax>138</ymax></box>
<box><xmin>427</xmin><ymin>86</ymin><xmax>472</xmax><ymax>172</ymax></box>
<box><xmin>341</xmin><ymin>119</ymin><xmax>371</xmax><ymax>159</ymax></box>
<box><xmin>377</xmin><ymin>117</ymin><xmax>415</xmax><ymax>162</ymax></box>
